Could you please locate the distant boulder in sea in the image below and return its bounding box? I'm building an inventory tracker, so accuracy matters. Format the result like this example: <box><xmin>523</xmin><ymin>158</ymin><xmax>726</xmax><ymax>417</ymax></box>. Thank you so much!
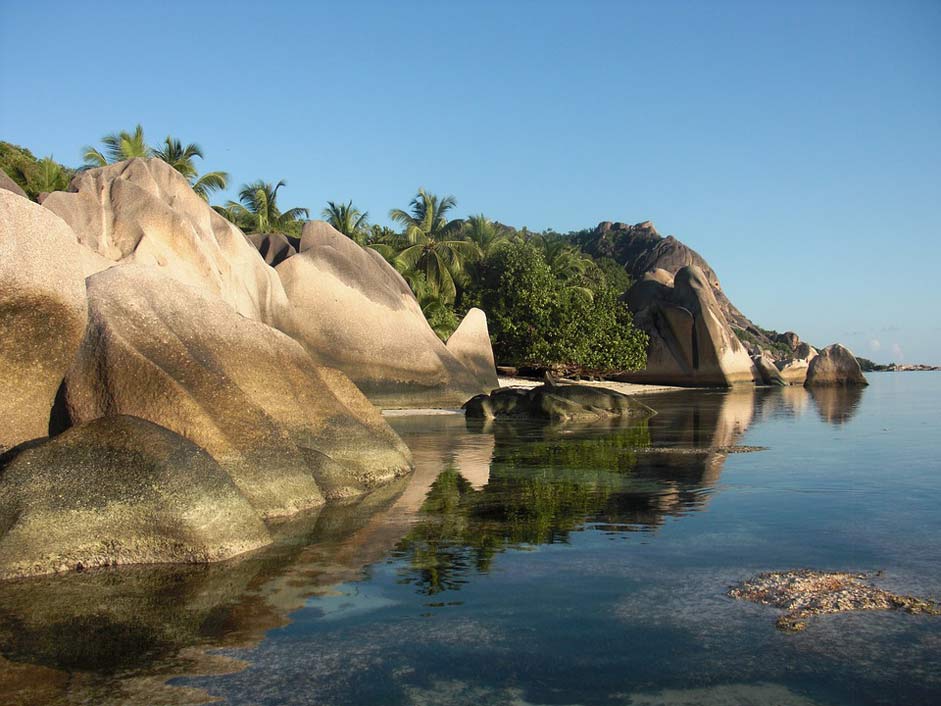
<box><xmin>804</xmin><ymin>344</ymin><xmax>869</xmax><ymax>387</ymax></box>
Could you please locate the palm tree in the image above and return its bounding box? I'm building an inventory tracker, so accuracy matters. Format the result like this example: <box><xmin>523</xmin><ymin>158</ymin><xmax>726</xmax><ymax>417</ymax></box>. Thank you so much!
<box><xmin>535</xmin><ymin>235</ymin><xmax>595</xmax><ymax>303</ymax></box>
<box><xmin>389</xmin><ymin>188</ymin><xmax>477</xmax><ymax>303</ymax></box>
<box><xmin>462</xmin><ymin>214</ymin><xmax>510</xmax><ymax>259</ymax></box>
<box><xmin>220</xmin><ymin>180</ymin><xmax>309</xmax><ymax>235</ymax></box>
<box><xmin>83</xmin><ymin>124</ymin><xmax>150</xmax><ymax>167</ymax></box>
<box><xmin>12</xmin><ymin>156</ymin><xmax>72</xmax><ymax>198</ymax></box>
<box><xmin>152</xmin><ymin>136</ymin><xmax>229</xmax><ymax>200</ymax></box>
<box><xmin>322</xmin><ymin>200</ymin><xmax>370</xmax><ymax>244</ymax></box>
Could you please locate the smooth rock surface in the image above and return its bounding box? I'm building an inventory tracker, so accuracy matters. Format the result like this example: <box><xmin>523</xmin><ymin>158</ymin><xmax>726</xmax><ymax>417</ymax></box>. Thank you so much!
<box><xmin>61</xmin><ymin>265</ymin><xmax>413</xmax><ymax>516</ymax></box>
<box><xmin>0</xmin><ymin>169</ymin><xmax>27</xmax><ymax>198</ymax></box>
<box><xmin>752</xmin><ymin>351</ymin><xmax>786</xmax><ymax>386</ymax></box>
<box><xmin>805</xmin><ymin>344</ymin><xmax>869</xmax><ymax>387</ymax></box>
<box><xmin>248</xmin><ymin>232</ymin><xmax>297</xmax><ymax>267</ymax></box>
<box><xmin>446</xmin><ymin>308</ymin><xmax>499</xmax><ymax>390</ymax></box>
<box><xmin>43</xmin><ymin>158</ymin><xmax>289</xmax><ymax>326</ymax></box>
<box><xmin>277</xmin><ymin>220</ymin><xmax>492</xmax><ymax>407</ymax></box>
<box><xmin>775</xmin><ymin>343</ymin><xmax>818</xmax><ymax>385</ymax></box>
<box><xmin>0</xmin><ymin>192</ymin><xmax>89</xmax><ymax>451</ymax></box>
<box><xmin>0</xmin><ymin>415</ymin><xmax>271</xmax><ymax>580</ymax></box>
<box><xmin>621</xmin><ymin>265</ymin><xmax>759</xmax><ymax>387</ymax></box>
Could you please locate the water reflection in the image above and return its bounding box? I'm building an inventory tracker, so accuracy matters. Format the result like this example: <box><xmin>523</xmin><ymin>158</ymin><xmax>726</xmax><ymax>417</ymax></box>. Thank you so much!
<box><xmin>0</xmin><ymin>389</ymin><xmax>767</xmax><ymax>703</ymax></box>
<box><xmin>807</xmin><ymin>386</ymin><xmax>865</xmax><ymax>425</ymax></box>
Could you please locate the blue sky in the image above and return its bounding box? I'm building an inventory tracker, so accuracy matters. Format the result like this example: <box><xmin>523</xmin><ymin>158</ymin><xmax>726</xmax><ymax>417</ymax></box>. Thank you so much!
<box><xmin>2</xmin><ymin>0</ymin><xmax>939</xmax><ymax>363</ymax></box>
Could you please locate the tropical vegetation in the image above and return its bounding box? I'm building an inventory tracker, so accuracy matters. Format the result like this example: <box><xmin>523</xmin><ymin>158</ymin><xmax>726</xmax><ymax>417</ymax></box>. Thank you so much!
<box><xmin>1</xmin><ymin>129</ymin><xmax>649</xmax><ymax>374</ymax></box>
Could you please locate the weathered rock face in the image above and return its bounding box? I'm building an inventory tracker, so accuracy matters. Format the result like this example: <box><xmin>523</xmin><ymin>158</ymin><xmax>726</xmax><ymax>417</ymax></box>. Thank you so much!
<box><xmin>775</xmin><ymin>343</ymin><xmax>818</xmax><ymax>385</ymax></box>
<box><xmin>0</xmin><ymin>415</ymin><xmax>271</xmax><ymax>580</ymax></box>
<box><xmin>621</xmin><ymin>265</ymin><xmax>759</xmax><ymax>387</ymax></box>
<box><xmin>446</xmin><ymin>308</ymin><xmax>499</xmax><ymax>391</ymax></box>
<box><xmin>61</xmin><ymin>265</ymin><xmax>413</xmax><ymax>516</ymax></box>
<box><xmin>43</xmin><ymin>158</ymin><xmax>289</xmax><ymax>326</ymax></box>
<box><xmin>0</xmin><ymin>169</ymin><xmax>27</xmax><ymax>199</ymax></box>
<box><xmin>804</xmin><ymin>344</ymin><xmax>869</xmax><ymax>387</ymax></box>
<box><xmin>0</xmin><ymin>192</ymin><xmax>89</xmax><ymax>451</ymax></box>
<box><xmin>463</xmin><ymin>380</ymin><xmax>655</xmax><ymax>423</ymax></box>
<box><xmin>276</xmin><ymin>220</ymin><xmax>492</xmax><ymax>407</ymax></box>
<box><xmin>248</xmin><ymin>232</ymin><xmax>297</xmax><ymax>267</ymax></box>
<box><xmin>580</xmin><ymin>221</ymin><xmax>798</xmax><ymax>353</ymax></box>
<box><xmin>752</xmin><ymin>352</ymin><xmax>786</xmax><ymax>386</ymax></box>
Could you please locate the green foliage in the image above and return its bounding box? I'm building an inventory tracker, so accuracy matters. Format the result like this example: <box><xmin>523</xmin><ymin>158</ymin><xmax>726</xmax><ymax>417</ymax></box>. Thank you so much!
<box><xmin>409</xmin><ymin>272</ymin><xmax>460</xmax><ymax>340</ymax></box>
<box><xmin>462</xmin><ymin>241</ymin><xmax>647</xmax><ymax>371</ymax></box>
<box><xmin>219</xmin><ymin>180</ymin><xmax>309</xmax><ymax>235</ymax></box>
<box><xmin>83</xmin><ymin>124</ymin><xmax>150</xmax><ymax>166</ymax></box>
<box><xmin>322</xmin><ymin>200</ymin><xmax>370</xmax><ymax>244</ymax></box>
<box><xmin>0</xmin><ymin>142</ymin><xmax>74</xmax><ymax>200</ymax></box>
<box><xmin>152</xmin><ymin>136</ymin><xmax>229</xmax><ymax>200</ymax></box>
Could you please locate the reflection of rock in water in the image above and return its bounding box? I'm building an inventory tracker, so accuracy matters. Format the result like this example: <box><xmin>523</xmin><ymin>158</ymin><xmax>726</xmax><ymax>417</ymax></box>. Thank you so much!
<box><xmin>754</xmin><ymin>385</ymin><xmax>811</xmax><ymax>421</ymax></box>
<box><xmin>808</xmin><ymin>385</ymin><xmax>865</xmax><ymax>425</ymax></box>
<box><xmin>394</xmin><ymin>390</ymin><xmax>761</xmax><ymax>595</ymax></box>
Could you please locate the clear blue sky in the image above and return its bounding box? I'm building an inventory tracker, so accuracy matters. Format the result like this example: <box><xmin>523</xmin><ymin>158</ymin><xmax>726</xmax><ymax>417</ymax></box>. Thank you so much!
<box><xmin>2</xmin><ymin>1</ymin><xmax>939</xmax><ymax>363</ymax></box>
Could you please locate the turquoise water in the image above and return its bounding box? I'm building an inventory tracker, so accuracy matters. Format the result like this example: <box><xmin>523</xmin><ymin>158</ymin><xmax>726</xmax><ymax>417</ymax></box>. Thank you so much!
<box><xmin>0</xmin><ymin>374</ymin><xmax>938</xmax><ymax>705</ymax></box>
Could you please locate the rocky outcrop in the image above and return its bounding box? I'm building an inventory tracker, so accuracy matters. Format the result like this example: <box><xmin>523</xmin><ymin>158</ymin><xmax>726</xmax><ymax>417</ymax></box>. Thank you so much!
<box><xmin>248</xmin><ymin>232</ymin><xmax>297</xmax><ymax>267</ymax></box>
<box><xmin>621</xmin><ymin>265</ymin><xmax>759</xmax><ymax>387</ymax></box>
<box><xmin>752</xmin><ymin>352</ymin><xmax>786</xmax><ymax>386</ymax></box>
<box><xmin>579</xmin><ymin>221</ymin><xmax>797</xmax><ymax>353</ymax></box>
<box><xmin>276</xmin><ymin>220</ymin><xmax>492</xmax><ymax>407</ymax></box>
<box><xmin>43</xmin><ymin>158</ymin><xmax>289</xmax><ymax>326</ymax></box>
<box><xmin>0</xmin><ymin>192</ymin><xmax>89</xmax><ymax>451</ymax></box>
<box><xmin>446</xmin><ymin>308</ymin><xmax>499</xmax><ymax>390</ymax></box>
<box><xmin>0</xmin><ymin>169</ymin><xmax>27</xmax><ymax>199</ymax></box>
<box><xmin>61</xmin><ymin>265</ymin><xmax>413</xmax><ymax>516</ymax></box>
<box><xmin>463</xmin><ymin>379</ymin><xmax>655</xmax><ymax>423</ymax></box>
<box><xmin>804</xmin><ymin>344</ymin><xmax>869</xmax><ymax>387</ymax></box>
<box><xmin>0</xmin><ymin>416</ymin><xmax>271</xmax><ymax>580</ymax></box>
<box><xmin>775</xmin><ymin>342</ymin><xmax>818</xmax><ymax>385</ymax></box>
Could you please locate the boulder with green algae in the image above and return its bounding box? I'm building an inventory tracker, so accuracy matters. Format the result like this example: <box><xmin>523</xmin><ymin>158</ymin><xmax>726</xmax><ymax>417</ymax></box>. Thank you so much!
<box><xmin>463</xmin><ymin>379</ymin><xmax>655</xmax><ymax>423</ymax></box>
<box><xmin>0</xmin><ymin>415</ymin><xmax>271</xmax><ymax>580</ymax></box>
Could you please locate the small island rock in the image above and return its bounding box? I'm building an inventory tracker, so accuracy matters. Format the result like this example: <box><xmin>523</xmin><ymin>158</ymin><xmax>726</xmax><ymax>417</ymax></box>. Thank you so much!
<box><xmin>804</xmin><ymin>344</ymin><xmax>869</xmax><ymax>387</ymax></box>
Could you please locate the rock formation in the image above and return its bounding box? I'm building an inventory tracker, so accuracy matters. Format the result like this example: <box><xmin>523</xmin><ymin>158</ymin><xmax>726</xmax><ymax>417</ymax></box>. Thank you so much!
<box><xmin>752</xmin><ymin>351</ymin><xmax>786</xmax><ymax>386</ymax></box>
<box><xmin>0</xmin><ymin>416</ymin><xmax>271</xmax><ymax>580</ymax></box>
<box><xmin>248</xmin><ymin>232</ymin><xmax>297</xmax><ymax>267</ymax></box>
<box><xmin>804</xmin><ymin>344</ymin><xmax>869</xmax><ymax>387</ymax></box>
<box><xmin>775</xmin><ymin>342</ymin><xmax>818</xmax><ymax>385</ymax></box>
<box><xmin>0</xmin><ymin>192</ymin><xmax>89</xmax><ymax>451</ymax></box>
<box><xmin>579</xmin><ymin>221</ymin><xmax>797</xmax><ymax>355</ymax></box>
<box><xmin>446</xmin><ymin>308</ymin><xmax>499</xmax><ymax>391</ymax></box>
<box><xmin>61</xmin><ymin>265</ymin><xmax>413</xmax><ymax>516</ymax></box>
<box><xmin>0</xmin><ymin>169</ymin><xmax>27</xmax><ymax>199</ymax></box>
<box><xmin>275</xmin><ymin>220</ymin><xmax>491</xmax><ymax>407</ymax></box>
<box><xmin>463</xmin><ymin>379</ymin><xmax>655</xmax><ymax>423</ymax></box>
<box><xmin>43</xmin><ymin>158</ymin><xmax>289</xmax><ymax>326</ymax></box>
<box><xmin>621</xmin><ymin>265</ymin><xmax>759</xmax><ymax>386</ymax></box>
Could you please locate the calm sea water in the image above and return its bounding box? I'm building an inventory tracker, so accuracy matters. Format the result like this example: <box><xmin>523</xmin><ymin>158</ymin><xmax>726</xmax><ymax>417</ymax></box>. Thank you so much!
<box><xmin>0</xmin><ymin>373</ymin><xmax>938</xmax><ymax>705</ymax></box>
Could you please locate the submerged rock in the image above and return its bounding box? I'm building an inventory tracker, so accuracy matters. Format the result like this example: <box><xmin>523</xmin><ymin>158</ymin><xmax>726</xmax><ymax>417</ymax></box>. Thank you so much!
<box><xmin>0</xmin><ymin>416</ymin><xmax>271</xmax><ymax>580</ymax></box>
<box><xmin>729</xmin><ymin>569</ymin><xmax>940</xmax><ymax>632</ymax></box>
<box><xmin>804</xmin><ymin>344</ymin><xmax>868</xmax><ymax>387</ymax></box>
<box><xmin>463</xmin><ymin>380</ymin><xmax>655</xmax><ymax>423</ymax></box>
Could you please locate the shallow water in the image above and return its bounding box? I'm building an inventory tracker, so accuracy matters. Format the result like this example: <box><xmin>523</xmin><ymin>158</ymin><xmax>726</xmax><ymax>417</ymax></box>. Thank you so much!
<box><xmin>1</xmin><ymin>373</ymin><xmax>939</xmax><ymax>705</ymax></box>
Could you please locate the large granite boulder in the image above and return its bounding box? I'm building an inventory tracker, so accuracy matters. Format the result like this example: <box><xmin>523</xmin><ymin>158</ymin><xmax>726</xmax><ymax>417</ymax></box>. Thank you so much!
<box><xmin>620</xmin><ymin>265</ymin><xmax>759</xmax><ymax>386</ymax></box>
<box><xmin>463</xmin><ymin>380</ymin><xmax>655</xmax><ymax>423</ymax></box>
<box><xmin>0</xmin><ymin>169</ymin><xmax>27</xmax><ymax>198</ymax></box>
<box><xmin>775</xmin><ymin>342</ymin><xmax>818</xmax><ymax>385</ymax></box>
<box><xmin>61</xmin><ymin>265</ymin><xmax>413</xmax><ymax>516</ymax></box>
<box><xmin>43</xmin><ymin>158</ymin><xmax>289</xmax><ymax>326</ymax></box>
<box><xmin>0</xmin><ymin>192</ymin><xmax>90</xmax><ymax>451</ymax></box>
<box><xmin>0</xmin><ymin>416</ymin><xmax>271</xmax><ymax>580</ymax></box>
<box><xmin>276</xmin><ymin>220</ymin><xmax>493</xmax><ymax>407</ymax></box>
<box><xmin>804</xmin><ymin>344</ymin><xmax>869</xmax><ymax>387</ymax></box>
<box><xmin>446</xmin><ymin>308</ymin><xmax>499</xmax><ymax>390</ymax></box>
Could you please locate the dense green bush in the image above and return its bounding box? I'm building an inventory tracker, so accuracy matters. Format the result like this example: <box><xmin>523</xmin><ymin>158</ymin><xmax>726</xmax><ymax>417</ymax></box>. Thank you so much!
<box><xmin>462</xmin><ymin>241</ymin><xmax>647</xmax><ymax>371</ymax></box>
